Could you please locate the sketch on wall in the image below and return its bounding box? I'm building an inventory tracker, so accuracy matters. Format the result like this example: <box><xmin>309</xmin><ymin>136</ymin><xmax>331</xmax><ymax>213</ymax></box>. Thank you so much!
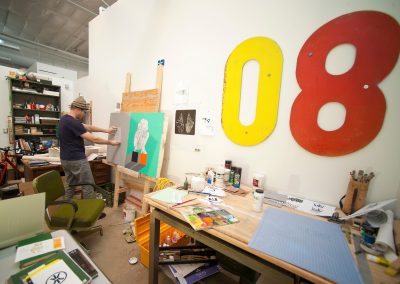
<box><xmin>107</xmin><ymin>112</ymin><xmax>166</xmax><ymax>178</ymax></box>
<box><xmin>175</xmin><ymin>109</ymin><xmax>196</xmax><ymax>135</ymax></box>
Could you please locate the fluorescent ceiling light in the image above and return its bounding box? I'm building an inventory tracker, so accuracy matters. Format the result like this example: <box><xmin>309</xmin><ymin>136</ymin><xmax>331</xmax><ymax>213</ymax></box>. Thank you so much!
<box><xmin>0</xmin><ymin>39</ymin><xmax>3</xmax><ymax>44</ymax></box>
<box><xmin>0</xmin><ymin>41</ymin><xmax>20</xmax><ymax>51</ymax></box>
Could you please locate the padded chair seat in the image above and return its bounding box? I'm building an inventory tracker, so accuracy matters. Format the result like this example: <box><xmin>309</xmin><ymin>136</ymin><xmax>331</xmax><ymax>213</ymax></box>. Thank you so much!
<box><xmin>52</xmin><ymin>199</ymin><xmax>105</xmax><ymax>229</ymax></box>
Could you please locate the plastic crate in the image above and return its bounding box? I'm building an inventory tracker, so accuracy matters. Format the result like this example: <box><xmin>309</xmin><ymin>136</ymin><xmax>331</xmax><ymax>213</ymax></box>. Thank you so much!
<box><xmin>96</xmin><ymin>183</ymin><xmax>125</xmax><ymax>207</ymax></box>
<box><xmin>135</xmin><ymin>213</ymin><xmax>184</xmax><ymax>268</ymax></box>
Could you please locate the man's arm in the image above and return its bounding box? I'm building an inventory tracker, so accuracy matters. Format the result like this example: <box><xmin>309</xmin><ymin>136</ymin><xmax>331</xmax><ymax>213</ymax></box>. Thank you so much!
<box><xmin>83</xmin><ymin>124</ymin><xmax>117</xmax><ymax>134</ymax></box>
<box><xmin>81</xmin><ymin>132</ymin><xmax>120</xmax><ymax>145</ymax></box>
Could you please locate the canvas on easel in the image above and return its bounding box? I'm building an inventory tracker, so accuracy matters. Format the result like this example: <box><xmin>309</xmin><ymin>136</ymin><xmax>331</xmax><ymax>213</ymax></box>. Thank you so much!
<box><xmin>105</xmin><ymin>60</ymin><xmax>166</xmax><ymax>211</ymax></box>
<box><xmin>107</xmin><ymin>112</ymin><xmax>167</xmax><ymax>178</ymax></box>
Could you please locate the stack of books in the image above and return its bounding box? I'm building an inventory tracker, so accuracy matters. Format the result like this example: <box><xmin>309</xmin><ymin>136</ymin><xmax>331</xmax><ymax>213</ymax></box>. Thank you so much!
<box><xmin>7</xmin><ymin>233</ymin><xmax>96</xmax><ymax>284</ymax></box>
<box><xmin>169</xmin><ymin>262</ymin><xmax>221</xmax><ymax>284</ymax></box>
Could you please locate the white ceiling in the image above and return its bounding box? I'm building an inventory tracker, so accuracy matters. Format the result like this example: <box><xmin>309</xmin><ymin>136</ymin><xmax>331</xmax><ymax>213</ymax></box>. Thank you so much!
<box><xmin>0</xmin><ymin>0</ymin><xmax>118</xmax><ymax>77</ymax></box>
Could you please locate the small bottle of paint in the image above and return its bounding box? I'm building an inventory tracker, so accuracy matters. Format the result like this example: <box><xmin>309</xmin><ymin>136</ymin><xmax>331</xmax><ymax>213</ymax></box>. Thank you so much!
<box><xmin>224</xmin><ymin>160</ymin><xmax>232</xmax><ymax>169</ymax></box>
<box><xmin>233</xmin><ymin>167</ymin><xmax>242</xmax><ymax>188</ymax></box>
<box><xmin>229</xmin><ymin>166</ymin><xmax>236</xmax><ymax>184</ymax></box>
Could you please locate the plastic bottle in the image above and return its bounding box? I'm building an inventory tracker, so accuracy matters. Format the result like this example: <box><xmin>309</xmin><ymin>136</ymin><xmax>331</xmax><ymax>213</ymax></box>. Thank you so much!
<box><xmin>214</xmin><ymin>166</ymin><xmax>225</xmax><ymax>188</ymax></box>
<box><xmin>233</xmin><ymin>167</ymin><xmax>242</xmax><ymax>188</ymax></box>
<box><xmin>207</xmin><ymin>169</ymin><xmax>214</xmax><ymax>185</ymax></box>
<box><xmin>253</xmin><ymin>188</ymin><xmax>264</xmax><ymax>212</ymax></box>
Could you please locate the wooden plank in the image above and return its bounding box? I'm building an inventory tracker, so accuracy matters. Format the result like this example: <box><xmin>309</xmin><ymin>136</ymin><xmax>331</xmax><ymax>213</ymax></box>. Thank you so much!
<box><xmin>125</xmin><ymin>72</ymin><xmax>132</xmax><ymax>93</ymax></box>
<box><xmin>113</xmin><ymin>167</ymin><xmax>121</xmax><ymax>209</ymax></box>
<box><xmin>121</xmin><ymin>89</ymin><xmax>160</xmax><ymax>112</ymax></box>
<box><xmin>156</xmin><ymin>116</ymin><xmax>168</xmax><ymax>178</ymax></box>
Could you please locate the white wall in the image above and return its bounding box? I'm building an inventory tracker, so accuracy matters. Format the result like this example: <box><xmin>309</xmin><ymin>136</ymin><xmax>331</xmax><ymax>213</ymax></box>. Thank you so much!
<box><xmin>79</xmin><ymin>0</ymin><xmax>400</xmax><ymax>211</ymax></box>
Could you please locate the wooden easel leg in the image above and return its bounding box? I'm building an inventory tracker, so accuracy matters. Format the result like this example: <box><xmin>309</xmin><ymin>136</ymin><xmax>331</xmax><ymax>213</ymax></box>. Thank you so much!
<box><xmin>141</xmin><ymin>180</ymin><xmax>150</xmax><ymax>214</ymax></box>
<box><xmin>113</xmin><ymin>168</ymin><xmax>121</xmax><ymax>209</ymax></box>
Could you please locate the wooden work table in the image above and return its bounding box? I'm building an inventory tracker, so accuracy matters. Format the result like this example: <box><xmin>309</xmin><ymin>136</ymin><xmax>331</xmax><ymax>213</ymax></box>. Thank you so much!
<box><xmin>144</xmin><ymin>188</ymin><xmax>399</xmax><ymax>284</ymax></box>
<box><xmin>22</xmin><ymin>159</ymin><xmax>111</xmax><ymax>184</ymax></box>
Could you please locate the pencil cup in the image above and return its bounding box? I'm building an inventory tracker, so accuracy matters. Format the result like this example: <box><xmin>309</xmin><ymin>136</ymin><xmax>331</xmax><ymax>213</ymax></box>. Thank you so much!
<box><xmin>342</xmin><ymin>179</ymin><xmax>369</xmax><ymax>215</ymax></box>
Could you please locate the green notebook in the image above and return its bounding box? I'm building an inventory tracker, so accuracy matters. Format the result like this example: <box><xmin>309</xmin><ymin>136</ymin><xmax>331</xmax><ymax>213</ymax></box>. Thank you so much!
<box><xmin>16</xmin><ymin>232</ymin><xmax>56</xmax><ymax>268</ymax></box>
<box><xmin>8</xmin><ymin>250</ymin><xmax>91</xmax><ymax>284</ymax></box>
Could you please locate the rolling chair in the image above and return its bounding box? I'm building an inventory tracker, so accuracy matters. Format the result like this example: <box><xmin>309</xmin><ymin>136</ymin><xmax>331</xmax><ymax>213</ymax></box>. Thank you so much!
<box><xmin>32</xmin><ymin>170</ymin><xmax>106</xmax><ymax>240</ymax></box>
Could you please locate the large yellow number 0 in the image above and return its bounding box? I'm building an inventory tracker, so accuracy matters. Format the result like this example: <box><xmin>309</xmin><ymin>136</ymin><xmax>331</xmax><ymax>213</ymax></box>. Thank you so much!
<box><xmin>222</xmin><ymin>37</ymin><xmax>283</xmax><ymax>146</ymax></box>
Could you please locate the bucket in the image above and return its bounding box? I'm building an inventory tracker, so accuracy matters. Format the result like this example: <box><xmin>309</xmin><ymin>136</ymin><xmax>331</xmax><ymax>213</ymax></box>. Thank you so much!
<box><xmin>123</xmin><ymin>204</ymin><xmax>136</xmax><ymax>223</ymax></box>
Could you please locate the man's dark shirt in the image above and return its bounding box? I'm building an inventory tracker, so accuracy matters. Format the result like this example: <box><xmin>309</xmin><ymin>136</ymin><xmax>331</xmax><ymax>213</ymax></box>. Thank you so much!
<box><xmin>59</xmin><ymin>114</ymin><xmax>87</xmax><ymax>160</ymax></box>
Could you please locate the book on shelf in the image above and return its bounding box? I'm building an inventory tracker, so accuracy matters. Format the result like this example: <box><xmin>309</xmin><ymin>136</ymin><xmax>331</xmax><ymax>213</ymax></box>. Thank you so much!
<box><xmin>177</xmin><ymin>206</ymin><xmax>239</xmax><ymax>230</ymax></box>
<box><xmin>169</xmin><ymin>262</ymin><xmax>221</xmax><ymax>284</ymax></box>
<box><xmin>15</xmin><ymin>233</ymin><xmax>65</xmax><ymax>268</ymax></box>
<box><xmin>8</xmin><ymin>250</ymin><xmax>92</xmax><ymax>284</ymax></box>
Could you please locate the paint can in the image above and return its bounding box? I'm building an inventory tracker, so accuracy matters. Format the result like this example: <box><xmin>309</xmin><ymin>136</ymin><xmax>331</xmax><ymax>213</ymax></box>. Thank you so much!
<box><xmin>123</xmin><ymin>204</ymin><xmax>136</xmax><ymax>223</ymax></box>
<box><xmin>252</xmin><ymin>173</ymin><xmax>264</xmax><ymax>188</ymax></box>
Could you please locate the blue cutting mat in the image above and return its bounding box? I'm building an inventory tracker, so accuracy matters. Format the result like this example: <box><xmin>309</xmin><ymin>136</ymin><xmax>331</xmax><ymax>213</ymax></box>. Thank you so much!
<box><xmin>248</xmin><ymin>208</ymin><xmax>363</xmax><ymax>284</ymax></box>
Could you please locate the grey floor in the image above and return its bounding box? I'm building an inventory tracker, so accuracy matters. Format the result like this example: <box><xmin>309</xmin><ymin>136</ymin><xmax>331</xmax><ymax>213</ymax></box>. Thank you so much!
<box><xmin>80</xmin><ymin>206</ymin><xmax>174</xmax><ymax>284</ymax></box>
<box><xmin>77</xmin><ymin>207</ymin><xmax>279</xmax><ymax>284</ymax></box>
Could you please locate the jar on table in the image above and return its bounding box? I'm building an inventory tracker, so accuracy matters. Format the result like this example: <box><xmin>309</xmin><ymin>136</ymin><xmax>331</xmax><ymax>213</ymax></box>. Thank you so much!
<box><xmin>253</xmin><ymin>188</ymin><xmax>264</xmax><ymax>212</ymax></box>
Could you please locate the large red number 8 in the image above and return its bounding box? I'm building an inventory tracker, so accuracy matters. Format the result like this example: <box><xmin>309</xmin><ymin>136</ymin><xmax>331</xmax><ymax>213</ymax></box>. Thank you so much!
<box><xmin>290</xmin><ymin>11</ymin><xmax>400</xmax><ymax>156</ymax></box>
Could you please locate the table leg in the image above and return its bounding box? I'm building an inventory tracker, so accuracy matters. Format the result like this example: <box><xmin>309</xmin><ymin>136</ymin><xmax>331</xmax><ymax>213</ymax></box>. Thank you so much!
<box><xmin>149</xmin><ymin>210</ymin><xmax>160</xmax><ymax>284</ymax></box>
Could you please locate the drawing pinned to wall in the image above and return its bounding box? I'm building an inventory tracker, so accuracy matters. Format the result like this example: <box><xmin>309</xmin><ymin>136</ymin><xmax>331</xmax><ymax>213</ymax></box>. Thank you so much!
<box><xmin>198</xmin><ymin>110</ymin><xmax>215</xmax><ymax>136</ymax></box>
<box><xmin>107</xmin><ymin>112</ymin><xmax>166</xmax><ymax>178</ymax></box>
<box><xmin>175</xmin><ymin>110</ymin><xmax>196</xmax><ymax>135</ymax></box>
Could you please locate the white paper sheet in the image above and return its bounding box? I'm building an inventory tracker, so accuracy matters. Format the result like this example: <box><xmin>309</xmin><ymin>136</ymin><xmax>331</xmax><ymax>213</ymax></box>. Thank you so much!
<box><xmin>375</xmin><ymin>210</ymin><xmax>398</xmax><ymax>261</ymax></box>
<box><xmin>15</xmin><ymin>237</ymin><xmax>65</xmax><ymax>262</ymax></box>
<box><xmin>151</xmin><ymin>188</ymin><xmax>188</xmax><ymax>204</ymax></box>
<box><xmin>340</xmin><ymin>199</ymin><xmax>397</xmax><ymax>220</ymax></box>
<box><xmin>29</xmin><ymin>259</ymin><xmax>83</xmax><ymax>284</ymax></box>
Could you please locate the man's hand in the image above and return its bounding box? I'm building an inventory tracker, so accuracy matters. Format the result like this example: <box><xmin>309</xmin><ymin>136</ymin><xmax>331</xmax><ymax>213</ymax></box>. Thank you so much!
<box><xmin>109</xmin><ymin>140</ymin><xmax>121</xmax><ymax>146</ymax></box>
<box><xmin>106</xmin><ymin>126</ymin><xmax>118</xmax><ymax>134</ymax></box>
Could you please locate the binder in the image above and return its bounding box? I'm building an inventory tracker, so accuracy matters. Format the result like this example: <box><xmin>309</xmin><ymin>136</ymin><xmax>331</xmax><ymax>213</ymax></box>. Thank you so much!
<box><xmin>8</xmin><ymin>250</ymin><xmax>91</xmax><ymax>284</ymax></box>
<box><xmin>16</xmin><ymin>233</ymin><xmax>56</xmax><ymax>268</ymax></box>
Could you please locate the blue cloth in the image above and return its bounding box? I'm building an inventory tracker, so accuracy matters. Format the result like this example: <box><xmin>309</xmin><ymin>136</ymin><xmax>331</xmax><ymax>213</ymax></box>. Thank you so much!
<box><xmin>59</xmin><ymin>114</ymin><xmax>87</xmax><ymax>160</ymax></box>
<box><xmin>248</xmin><ymin>208</ymin><xmax>363</xmax><ymax>284</ymax></box>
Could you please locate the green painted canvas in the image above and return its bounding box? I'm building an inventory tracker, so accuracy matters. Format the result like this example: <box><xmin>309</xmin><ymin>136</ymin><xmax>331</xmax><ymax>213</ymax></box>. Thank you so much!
<box><xmin>107</xmin><ymin>112</ymin><xmax>165</xmax><ymax>178</ymax></box>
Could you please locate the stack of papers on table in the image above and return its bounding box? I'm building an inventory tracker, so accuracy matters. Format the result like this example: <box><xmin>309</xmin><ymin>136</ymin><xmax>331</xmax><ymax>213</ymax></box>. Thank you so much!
<box><xmin>151</xmin><ymin>187</ymin><xmax>188</xmax><ymax>204</ymax></box>
<box><xmin>8</xmin><ymin>250</ymin><xmax>91</xmax><ymax>284</ymax></box>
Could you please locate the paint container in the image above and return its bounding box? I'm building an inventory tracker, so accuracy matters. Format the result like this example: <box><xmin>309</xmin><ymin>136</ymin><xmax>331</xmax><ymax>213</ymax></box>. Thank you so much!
<box><xmin>253</xmin><ymin>188</ymin><xmax>264</xmax><ymax>212</ymax></box>
<box><xmin>224</xmin><ymin>160</ymin><xmax>232</xmax><ymax>169</ymax></box>
<box><xmin>191</xmin><ymin>176</ymin><xmax>205</xmax><ymax>192</ymax></box>
<box><xmin>215</xmin><ymin>166</ymin><xmax>225</xmax><ymax>188</ymax></box>
<box><xmin>233</xmin><ymin>167</ymin><xmax>242</xmax><ymax>188</ymax></box>
<box><xmin>224</xmin><ymin>168</ymin><xmax>231</xmax><ymax>183</ymax></box>
<box><xmin>123</xmin><ymin>204</ymin><xmax>136</xmax><ymax>223</ymax></box>
<box><xmin>252</xmin><ymin>173</ymin><xmax>264</xmax><ymax>189</ymax></box>
<box><xmin>229</xmin><ymin>166</ymin><xmax>236</xmax><ymax>184</ymax></box>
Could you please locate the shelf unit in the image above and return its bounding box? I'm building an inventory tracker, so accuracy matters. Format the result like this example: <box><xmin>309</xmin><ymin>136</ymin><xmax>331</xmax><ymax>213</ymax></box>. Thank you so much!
<box><xmin>8</xmin><ymin>77</ymin><xmax>61</xmax><ymax>154</ymax></box>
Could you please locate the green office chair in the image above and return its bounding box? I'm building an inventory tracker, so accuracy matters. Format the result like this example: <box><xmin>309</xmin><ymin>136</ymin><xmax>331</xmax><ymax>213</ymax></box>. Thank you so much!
<box><xmin>32</xmin><ymin>170</ymin><xmax>105</xmax><ymax>238</ymax></box>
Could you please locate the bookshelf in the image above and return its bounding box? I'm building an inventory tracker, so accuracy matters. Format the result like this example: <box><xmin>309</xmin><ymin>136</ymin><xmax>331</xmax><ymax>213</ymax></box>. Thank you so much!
<box><xmin>8</xmin><ymin>77</ymin><xmax>61</xmax><ymax>154</ymax></box>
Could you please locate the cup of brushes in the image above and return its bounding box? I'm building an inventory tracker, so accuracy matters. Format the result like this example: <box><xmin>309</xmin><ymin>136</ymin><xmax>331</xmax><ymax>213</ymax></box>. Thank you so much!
<box><xmin>341</xmin><ymin>170</ymin><xmax>375</xmax><ymax>215</ymax></box>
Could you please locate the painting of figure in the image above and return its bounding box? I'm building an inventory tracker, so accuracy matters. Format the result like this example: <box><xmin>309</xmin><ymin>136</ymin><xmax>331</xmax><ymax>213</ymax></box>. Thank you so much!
<box><xmin>107</xmin><ymin>112</ymin><xmax>166</xmax><ymax>178</ymax></box>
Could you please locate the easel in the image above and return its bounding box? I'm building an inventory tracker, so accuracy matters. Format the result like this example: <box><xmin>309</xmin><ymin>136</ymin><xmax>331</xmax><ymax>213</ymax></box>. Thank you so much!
<box><xmin>105</xmin><ymin>60</ymin><xmax>166</xmax><ymax>216</ymax></box>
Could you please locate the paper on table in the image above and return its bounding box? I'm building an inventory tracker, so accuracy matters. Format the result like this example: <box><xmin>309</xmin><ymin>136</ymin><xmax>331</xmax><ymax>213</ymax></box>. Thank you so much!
<box><xmin>29</xmin><ymin>259</ymin><xmax>83</xmax><ymax>284</ymax></box>
<box><xmin>375</xmin><ymin>210</ymin><xmax>398</xmax><ymax>261</ymax></box>
<box><xmin>202</xmin><ymin>186</ymin><xmax>226</xmax><ymax>197</ymax></box>
<box><xmin>285</xmin><ymin>196</ymin><xmax>336</xmax><ymax>217</ymax></box>
<box><xmin>340</xmin><ymin>199</ymin><xmax>397</xmax><ymax>220</ymax></box>
<box><xmin>15</xmin><ymin>237</ymin><xmax>65</xmax><ymax>262</ymax></box>
<box><xmin>249</xmin><ymin>208</ymin><xmax>363</xmax><ymax>284</ymax></box>
<box><xmin>151</xmin><ymin>187</ymin><xmax>188</xmax><ymax>204</ymax></box>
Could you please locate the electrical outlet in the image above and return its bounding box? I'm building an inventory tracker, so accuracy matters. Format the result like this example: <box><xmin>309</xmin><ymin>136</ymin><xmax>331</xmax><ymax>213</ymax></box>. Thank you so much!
<box><xmin>3</xmin><ymin>128</ymin><xmax>8</xmax><ymax>134</ymax></box>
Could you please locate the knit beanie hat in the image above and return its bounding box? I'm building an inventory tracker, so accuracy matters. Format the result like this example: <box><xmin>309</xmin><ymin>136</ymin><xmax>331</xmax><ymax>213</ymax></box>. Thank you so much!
<box><xmin>70</xmin><ymin>96</ymin><xmax>89</xmax><ymax>110</ymax></box>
